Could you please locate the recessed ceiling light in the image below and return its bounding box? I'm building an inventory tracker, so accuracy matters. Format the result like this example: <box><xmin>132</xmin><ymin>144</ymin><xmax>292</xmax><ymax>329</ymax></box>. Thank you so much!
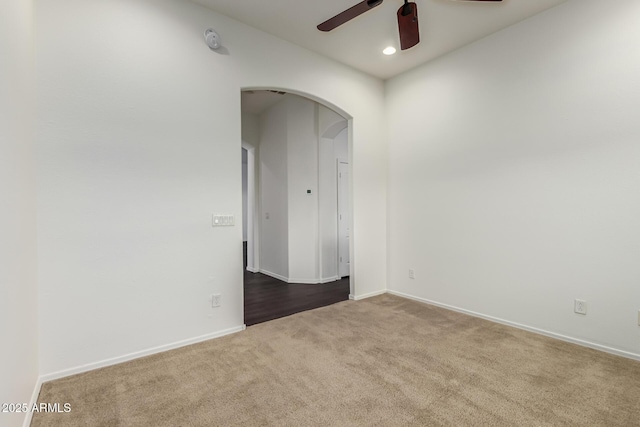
<box><xmin>383</xmin><ymin>46</ymin><xmax>397</xmax><ymax>56</ymax></box>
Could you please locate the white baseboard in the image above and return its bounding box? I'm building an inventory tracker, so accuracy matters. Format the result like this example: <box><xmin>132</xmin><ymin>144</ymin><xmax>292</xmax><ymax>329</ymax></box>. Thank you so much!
<box><xmin>40</xmin><ymin>325</ymin><xmax>246</xmax><ymax>383</ymax></box>
<box><xmin>288</xmin><ymin>278</ymin><xmax>321</xmax><ymax>284</ymax></box>
<box><xmin>349</xmin><ymin>289</ymin><xmax>387</xmax><ymax>301</ymax></box>
<box><xmin>259</xmin><ymin>269</ymin><xmax>289</xmax><ymax>282</ymax></box>
<box><xmin>260</xmin><ymin>269</ymin><xmax>338</xmax><ymax>285</ymax></box>
<box><xmin>290</xmin><ymin>277</ymin><xmax>338</xmax><ymax>284</ymax></box>
<box><xmin>387</xmin><ymin>289</ymin><xmax>640</xmax><ymax>362</ymax></box>
<box><xmin>246</xmin><ymin>266</ymin><xmax>258</xmax><ymax>273</ymax></box>
<box><xmin>22</xmin><ymin>377</ymin><xmax>43</xmax><ymax>427</ymax></box>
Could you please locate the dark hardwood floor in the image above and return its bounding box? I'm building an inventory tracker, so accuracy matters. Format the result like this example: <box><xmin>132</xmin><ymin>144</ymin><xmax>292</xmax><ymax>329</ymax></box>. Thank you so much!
<box><xmin>243</xmin><ymin>242</ymin><xmax>350</xmax><ymax>326</ymax></box>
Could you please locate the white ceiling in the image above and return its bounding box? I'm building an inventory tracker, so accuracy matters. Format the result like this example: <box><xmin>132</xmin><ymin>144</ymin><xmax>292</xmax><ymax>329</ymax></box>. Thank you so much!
<box><xmin>193</xmin><ymin>0</ymin><xmax>567</xmax><ymax>80</ymax></box>
<box><xmin>241</xmin><ymin>91</ymin><xmax>289</xmax><ymax>115</ymax></box>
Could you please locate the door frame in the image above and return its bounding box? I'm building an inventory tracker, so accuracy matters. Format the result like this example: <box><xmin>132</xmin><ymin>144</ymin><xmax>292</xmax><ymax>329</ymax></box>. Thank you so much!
<box><xmin>337</xmin><ymin>160</ymin><xmax>350</xmax><ymax>279</ymax></box>
<box><xmin>241</xmin><ymin>86</ymin><xmax>355</xmax><ymax>298</ymax></box>
<box><xmin>242</xmin><ymin>141</ymin><xmax>258</xmax><ymax>273</ymax></box>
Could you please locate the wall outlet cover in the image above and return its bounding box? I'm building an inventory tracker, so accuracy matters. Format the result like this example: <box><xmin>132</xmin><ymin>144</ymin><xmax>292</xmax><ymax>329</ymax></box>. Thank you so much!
<box><xmin>574</xmin><ymin>299</ymin><xmax>587</xmax><ymax>315</ymax></box>
<box><xmin>212</xmin><ymin>294</ymin><xmax>221</xmax><ymax>308</ymax></box>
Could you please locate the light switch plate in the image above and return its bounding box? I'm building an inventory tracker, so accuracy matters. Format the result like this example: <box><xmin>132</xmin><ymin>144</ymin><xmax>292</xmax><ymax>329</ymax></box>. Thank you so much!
<box><xmin>212</xmin><ymin>214</ymin><xmax>235</xmax><ymax>227</ymax></box>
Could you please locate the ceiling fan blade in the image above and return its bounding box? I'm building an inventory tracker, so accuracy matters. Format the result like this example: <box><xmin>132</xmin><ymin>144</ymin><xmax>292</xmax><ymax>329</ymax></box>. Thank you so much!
<box><xmin>397</xmin><ymin>2</ymin><xmax>419</xmax><ymax>50</ymax></box>
<box><xmin>318</xmin><ymin>0</ymin><xmax>384</xmax><ymax>32</ymax></box>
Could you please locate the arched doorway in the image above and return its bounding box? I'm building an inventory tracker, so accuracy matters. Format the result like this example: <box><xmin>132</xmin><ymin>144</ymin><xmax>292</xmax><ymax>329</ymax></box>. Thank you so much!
<box><xmin>240</xmin><ymin>89</ymin><xmax>354</xmax><ymax>325</ymax></box>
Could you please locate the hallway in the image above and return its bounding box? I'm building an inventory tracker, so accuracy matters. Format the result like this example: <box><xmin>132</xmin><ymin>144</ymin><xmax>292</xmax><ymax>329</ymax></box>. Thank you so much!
<box><xmin>243</xmin><ymin>243</ymin><xmax>350</xmax><ymax>326</ymax></box>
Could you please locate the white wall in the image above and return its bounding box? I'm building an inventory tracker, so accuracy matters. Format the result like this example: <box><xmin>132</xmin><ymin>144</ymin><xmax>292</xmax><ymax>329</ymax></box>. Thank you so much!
<box><xmin>241</xmin><ymin>112</ymin><xmax>259</xmax><ymax>148</ymax></box>
<box><xmin>258</xmin><ymin>95</ymin><xmax>329</xmax><ymax>283</ymax></box>
<box><xmin>259</xmin><ymin>99</ymin><xmax>289</xmax><ymax>279</ymax></box>
<box><xmin>334</xmin><ymin>128</ymin><xmax>348</xmax><ymax>164</ymax></box>
<box><xmin>318</xmin><ymin>106</ymin><xmax>347</xmax><ymax>281</ymax></box>
<box><xmin>35</xmin><ymin>0</ymin><xmax>387</xmax><ymax>376</ymax></box>
<box><xmin>387</xmin><ymin>0</ymin><xmax>640</xmax><ymax>358</ymax></box>
<box><xmin>286</xmin><ymin>96</ymin><xmax>319</xmax><ymax>282</ymax></box>
<box><xmin>0</xmin><ymin>1</ymin><xmax>39</xmax><ymax>426</ymax></box>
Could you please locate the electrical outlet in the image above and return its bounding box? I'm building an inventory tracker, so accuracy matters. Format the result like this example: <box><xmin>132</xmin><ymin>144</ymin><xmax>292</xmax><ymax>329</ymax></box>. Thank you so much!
<box><xmin>408</xmin><ymin>269</ymin><xmax>415</xmax><ymax>280</ymax></box>
<box><xmin>211</xmin><ymin>294</ymin><xmax>221</xmax><ymax>308</ymax></box>
<box><xmin>574</xmin><ymin>299</ymin><xmax>587</xmax><ymax>315</ymax></box>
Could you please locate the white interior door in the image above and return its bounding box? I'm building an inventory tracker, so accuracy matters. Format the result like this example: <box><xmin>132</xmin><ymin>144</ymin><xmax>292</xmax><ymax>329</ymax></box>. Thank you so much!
<box><xmin>338</xmin><ymin>162</ymin><xmax>350</xmax><ymax>278</ymax></box>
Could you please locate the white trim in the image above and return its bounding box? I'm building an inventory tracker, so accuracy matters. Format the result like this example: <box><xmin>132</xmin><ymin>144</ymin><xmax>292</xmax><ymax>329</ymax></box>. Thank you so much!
<box><xmin>259</xmin><ymin>269</ymin><xmax>289</xmax><ymax>283</ymax></box>
<box><xmin>22</xmin><ymin>377</ymin><xmax>43</xmax><ymax>427</ymax></box>
<box><xmin>246</xmin><ymin>266</ymin><xmax>258</xmax><ymax>273</ymax></box>
<box><xmin>260</xmin><ymin>269</ymin><xmax>339</xmax><ymax>285</ymax></box>
<box><xmin>387</xmin><ymin>290</ymin><xmax>640</xmax><ymax>362</ymax></box>
<box><xmin>40</xmin><ymin>325</ymin><xmax>246</xmax><ymax>383</ymax></box>
<box><xmin>242</xmin><ymin>141</ymin><xmax>257</xmax><ymax>274</ymax></box>
<box><xmin>288</xmin><ymin>278</ymin><xmax>322</xmax><ymax>284</ymax></box>
<box><xmin>289</xmin><ymin>277</ymin><xmax>339</xmax><ymax>284</ymax></box>
<box><xmin>337</xmin><ymin>160</ymin><xmax>350</xmax><ymax>279</ymax></box>
<box><xmin>349</xmin><ymin>289</ymin><xmax>387</xmax><ymax>301</ymax></box>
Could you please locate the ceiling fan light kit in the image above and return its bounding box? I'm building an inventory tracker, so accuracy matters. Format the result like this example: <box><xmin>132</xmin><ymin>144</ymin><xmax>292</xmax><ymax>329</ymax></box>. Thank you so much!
<box><xmin>318</xmin><ymin>0</ymin><xmax>503</xmax><ymax>51</ymax></box>
<box><xmin>383</xmin><ymin>46</ymin><xmax>397</xmax><ymax>55</ymax></box>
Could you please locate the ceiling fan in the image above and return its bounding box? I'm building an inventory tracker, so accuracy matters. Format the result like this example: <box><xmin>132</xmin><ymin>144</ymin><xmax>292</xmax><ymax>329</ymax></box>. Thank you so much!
<box><xmin>318</xmin><ymin>0</ymin><xmax>503</xmax><ymax>51</ymax></box>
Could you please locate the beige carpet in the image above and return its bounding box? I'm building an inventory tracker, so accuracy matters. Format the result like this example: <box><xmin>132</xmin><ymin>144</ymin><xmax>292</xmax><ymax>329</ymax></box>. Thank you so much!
<box><xmin>32</xmin><ymin>294</ymin><xmax>640</xmax><ymax>426</ymax></box>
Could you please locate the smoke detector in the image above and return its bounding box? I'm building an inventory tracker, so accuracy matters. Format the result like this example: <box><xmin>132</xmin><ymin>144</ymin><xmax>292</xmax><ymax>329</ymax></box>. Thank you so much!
<box><xmin>204</xmin><ymin>29</ymin><xmax>221</xmax><ymax>50</ymax></box>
